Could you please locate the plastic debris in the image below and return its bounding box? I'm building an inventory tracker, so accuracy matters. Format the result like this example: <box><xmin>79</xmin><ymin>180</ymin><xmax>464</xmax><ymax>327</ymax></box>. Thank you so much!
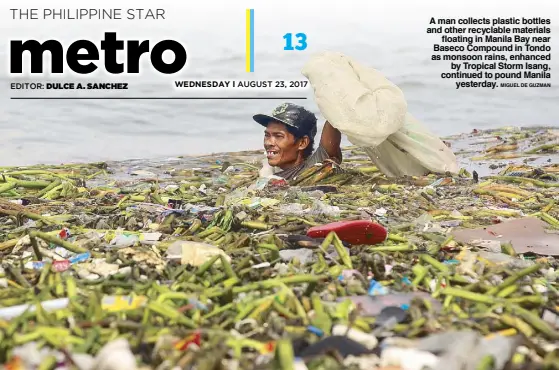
<box><xmin>165</xmin><ymin>240</ymin><xmax>231</xmax><ymax>266</ymax></box>
<box><xmin>0</xmin><ymin>126</ymin><xmax>557</xmax><ymax>369</ymax></box>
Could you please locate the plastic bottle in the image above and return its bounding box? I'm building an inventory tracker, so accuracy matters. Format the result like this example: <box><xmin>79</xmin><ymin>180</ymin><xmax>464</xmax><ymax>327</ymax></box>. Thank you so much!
<box><xmin>259</xmin><ymin>153</ymin><xmax>274</xmax><ymax>178</ymax></box>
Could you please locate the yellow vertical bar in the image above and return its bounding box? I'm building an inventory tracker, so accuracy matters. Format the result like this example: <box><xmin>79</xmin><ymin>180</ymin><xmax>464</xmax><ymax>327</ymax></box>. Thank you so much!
<box><xmin>245</xmin><ymin>9</ymin><xmax>251</xmax><ymax>72</ymax></box>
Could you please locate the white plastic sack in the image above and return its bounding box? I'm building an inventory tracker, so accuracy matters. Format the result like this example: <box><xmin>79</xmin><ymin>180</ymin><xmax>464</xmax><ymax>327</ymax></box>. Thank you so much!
<box><xmin>301</xmin><ymin>51</ymin><xmax>407</xmax><ymax>147</ymax></box>
<box><xmin>301</xmin><ymin>51</ymin><xmax>459</xmax><ymax>177</ymax></box>
<box><xmin>363</xmin><ymin>113</ymin><xmax>459</xmax><ymax>177</ymax></box>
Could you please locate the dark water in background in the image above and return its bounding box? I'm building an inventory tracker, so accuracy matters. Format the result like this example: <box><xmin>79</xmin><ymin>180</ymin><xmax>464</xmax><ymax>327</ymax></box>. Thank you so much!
<box><xmin>0</xmin><ymin>0</ymin><xmax>558</xmax><ymax>166</ymax></box>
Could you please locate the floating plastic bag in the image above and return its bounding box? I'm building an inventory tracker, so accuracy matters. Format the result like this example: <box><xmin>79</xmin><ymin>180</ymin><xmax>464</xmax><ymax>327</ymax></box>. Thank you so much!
<box><xmin>101</xmin><ymin>295</ymin><xmax>147</xmax><ymax>312</ymax></box>
<box><xmin>88</xmin><ymin>338</ymin><xmax>137</xmax><ymax>370</ymax></box>
<box><xmin>0</xmin><ymin>298</ymin><xmax>69</xmax><ymax>320</ymax></box>
<box><xmin>110</xmin><ymin>234</ymin><xmax>139</xmax><ymax>248</ymax></box>
<box><xmin>301</xmin><ymin>51</ymin><xmax>459</xmax><ymax>177</ymax></box>
<box><xmin>165</xmin><ymin>240</ymin><xmax>231</xmax><ymax>266</ymax></box>
<box><xmin>362</xmin><ymin>113</ymin><xmax>460</xmax><ymax>177</ymax></box>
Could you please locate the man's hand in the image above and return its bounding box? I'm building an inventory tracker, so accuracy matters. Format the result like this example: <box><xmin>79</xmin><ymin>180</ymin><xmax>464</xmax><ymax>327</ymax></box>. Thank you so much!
<box><xmin>320</xmin><ymin>121</ymin><xmax>342</xmax><ymax>162</ymax></box>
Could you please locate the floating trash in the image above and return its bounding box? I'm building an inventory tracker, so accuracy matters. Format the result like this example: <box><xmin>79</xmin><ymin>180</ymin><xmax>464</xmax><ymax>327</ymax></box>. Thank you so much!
<box><xmin>0</xmin><ymin>126</ymin><xmax>557</xmax><ymax>369</ymax></box>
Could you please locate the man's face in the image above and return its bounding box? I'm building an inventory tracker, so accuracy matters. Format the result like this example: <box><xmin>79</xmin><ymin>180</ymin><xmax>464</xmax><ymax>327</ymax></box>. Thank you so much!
<box><xmin>264</xmin><ymin>121</ymin><xmax>305</xmax><ymax>168</ymax></box>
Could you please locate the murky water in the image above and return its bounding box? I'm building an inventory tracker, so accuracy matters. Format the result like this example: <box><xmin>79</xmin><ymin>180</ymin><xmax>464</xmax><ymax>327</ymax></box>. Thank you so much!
<box><xmin>1</xmin><ymin>0</ymin><xmax>557</xmax><ymax>166</ymax></box>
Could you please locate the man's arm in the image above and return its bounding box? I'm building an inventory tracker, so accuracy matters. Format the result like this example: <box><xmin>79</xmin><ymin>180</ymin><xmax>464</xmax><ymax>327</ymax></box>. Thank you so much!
<box><xmin>320</xmin><ymin>121</ymin><xmax>342</xmax><ymax>161</ymax></box>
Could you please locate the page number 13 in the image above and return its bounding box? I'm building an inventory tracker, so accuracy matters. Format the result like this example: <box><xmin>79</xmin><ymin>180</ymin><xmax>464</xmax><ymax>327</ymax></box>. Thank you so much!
<box><xmin>283</xmin><ymin>33</ymin><xmax>307</xmax><ymax>51</ymax></box>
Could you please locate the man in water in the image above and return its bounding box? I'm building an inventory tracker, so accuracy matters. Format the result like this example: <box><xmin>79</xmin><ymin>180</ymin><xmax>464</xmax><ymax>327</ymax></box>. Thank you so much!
<box><xmin>253</xmin><ymin>102</ymin><xmax>342</xmax><ymax>180</ymax></box>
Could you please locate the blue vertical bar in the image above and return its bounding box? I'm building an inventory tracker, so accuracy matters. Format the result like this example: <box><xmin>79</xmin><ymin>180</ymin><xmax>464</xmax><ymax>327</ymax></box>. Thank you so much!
<box><xmin>250</xmin><ymin>9</ymin><xmax>255</xmax><ymax>72</ymax></box>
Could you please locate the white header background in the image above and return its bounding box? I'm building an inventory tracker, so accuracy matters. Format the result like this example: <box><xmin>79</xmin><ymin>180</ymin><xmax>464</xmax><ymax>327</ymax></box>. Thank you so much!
<box><xmin>0</xmin><ymin>0</ymin><xmax>557</xmax><ymax>166</ymax></box>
